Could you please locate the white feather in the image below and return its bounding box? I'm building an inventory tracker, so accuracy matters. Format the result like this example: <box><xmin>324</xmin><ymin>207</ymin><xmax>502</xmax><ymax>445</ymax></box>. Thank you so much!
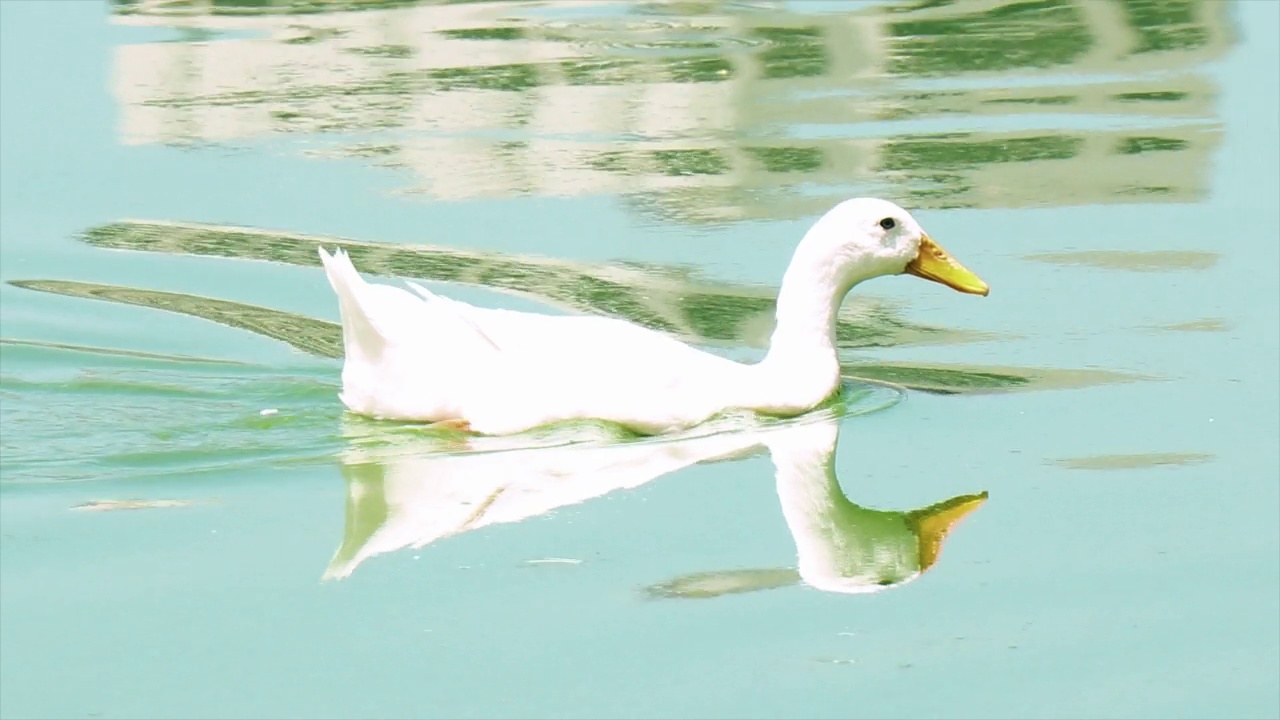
<box><xmin>317</xmin><ymin>198</ymin><xmax>987</xmax><ymax>435</ymax></box>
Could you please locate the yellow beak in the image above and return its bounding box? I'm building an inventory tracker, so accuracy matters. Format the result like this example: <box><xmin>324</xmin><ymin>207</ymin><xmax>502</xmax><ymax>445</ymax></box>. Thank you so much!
<box><xmin>910</xmin><ymin>491</ymin><xmax>989</xmax><ymax>571</ymax></box>
<box><xmin>905</xmin><ymin>234</ymin><xmax>990</xmax><ymax>296</ymax></box>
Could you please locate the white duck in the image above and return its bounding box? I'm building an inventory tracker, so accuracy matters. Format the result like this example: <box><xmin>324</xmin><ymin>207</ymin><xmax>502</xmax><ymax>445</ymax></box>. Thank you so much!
<box><xmin>318</xmin><ymin>197</ymin><xmax>989</xmax><ymax>435</ymax></box>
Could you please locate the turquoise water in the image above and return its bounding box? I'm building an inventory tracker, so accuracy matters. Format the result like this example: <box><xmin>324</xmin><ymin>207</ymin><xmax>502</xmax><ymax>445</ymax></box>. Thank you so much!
<box><xmin>1</xmin><ymin>1</ymin><xmax>1277</xmax><ymax>718</ymax></box>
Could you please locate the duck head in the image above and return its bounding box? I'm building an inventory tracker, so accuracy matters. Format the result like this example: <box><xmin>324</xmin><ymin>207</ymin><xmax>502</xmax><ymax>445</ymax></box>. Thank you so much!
<box><xmin>800</xmin><ymin>197</ymin><xmax>990</xmax><ymax>296</ymax></box>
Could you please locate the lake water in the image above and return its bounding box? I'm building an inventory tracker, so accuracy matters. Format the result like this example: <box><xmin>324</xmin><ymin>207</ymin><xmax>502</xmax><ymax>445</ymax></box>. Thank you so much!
<box><xmin>1</xmin><ymin>1</ymin><xmax>1277</xmax><ymax>718</ymax></box>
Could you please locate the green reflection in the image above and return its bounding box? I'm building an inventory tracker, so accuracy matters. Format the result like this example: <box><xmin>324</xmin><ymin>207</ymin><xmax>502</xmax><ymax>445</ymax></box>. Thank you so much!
<box><xmin>633</xmin><ymin>1</ymin><xmax>721</xmax><ymax>16</ymax></box>
<box><xmin>428</xmin><ymin>64</ymin><xmax>540</xmax><ymax>92</ymax></box>
<box><xmin>645</xmin><ymin>569</ymin><xmax>800</xmax><ymax>599</ymax></box>
<box><xmin>664</xmin><ymin>55</ymin><xmax>734</xmax><ymax>83</ymax></box>
<box><xmin>112</xmin><ymin>0</ymin><xmax>429</xmax><ymax>16</ymax></box>
<box><xmin>1052</xmin><ymin>452</ymin><xmax>1214</xmax><ymax>470</ymax></box>
<box><xmin>848</xmin><ymin>363</ymin><xmax>1027</xmax><ymax>393</ymax></box>
<box><xmin>108</xmin><ymin>0</ymin><xmax>1230</xmax><ymax>217</ymax></box>
<box><xmin>1114</xmin><ymin>90</ymin><xmax>1190</xmax><ymax>102</ymax></box>
<box><xmin>1023</xmin><ymin>250</ymin><xmax>1219</xmax><ymax>272</ymax></box>
<box><xmin>980</xmin><ymin>95</ymin><xmax>1076</xmax><ymax>106</ymax></box>
<box><xmin>888</xmin><ymin>0</ymin><xmax>1092</xmax><ymax>75</ymax></box>
<box><xmin>678</xmin><ymin>292</ymin><xmax>776</xmax><ymax>342</ymax></box>
<box><xmin>559</xmin><ymin>58</ymin><xmax>642</xmax><ymax>86</ymax></box>
<box><xmin>77</xmin><ymin>220</ymin><xmax>995</xmax><ymax>350</ymax></box>
<box><xmin>440</xmin><ymin>27</ymin><xmax>524</xmax><ymax>41</ymax></box>
<box><xmin>752</xmin><ymin>26</ymin><xmax>828</xmax><ymax>79</ymax></box>
<box><xmin>9</xmin><ymin>279</ymin><xmax>343</xmax><ymax>359</ymax></box>
<box><xmin>597</xmin><ymin>145</ymin><xmax>823</xmax><ymax>179</ymax></box>
<box><xmin>746</xmin><ymin>146</ymin><xmax>824</xmax><ymax>173</ymax></box>
<box><xmin>1119</xmin><ymin>0</ymin><xmax>1208</xmax><ymax>53</ymax></box>
<box><xmin>890</xmin><ymin>0</ymin><xmax>958</xmax><ymax>12</ymax></box>
<box><xmin>1116</xmin><ymin>136</ymin><xmax>1190</xmax><ymax>155</ymax></box>
<box><xmin>0</xmin><ymin>337</ymin><xmax>244</xmax><ymax>366</ymax></box>
<box><xmin>881</xmin><ymin>135</ymin><xmax>1082</xmax><ymax>172</ymax></box>
<box><xmin>589</xmin><ymin>150</ymin><xmax>633</xmax><ymax>173</ymax></box>
<box><xmin>653</xmin><ymin>149</ymin><xmax>729</xmax><ymax>176</ymax></box>
<box><xmin>842</xmin><ymin>361</ymin><xmax>1140</xmax><ymax>395</ymax></box>
<box><xmin>8</xmin><ymin>278</ymin><xmax>1139</xmax><ymax>397</ymax></box>
<box><xmin>345</xmin><ymin>44</ymin><xmax>414</xmax><ymax>59</ymax></box>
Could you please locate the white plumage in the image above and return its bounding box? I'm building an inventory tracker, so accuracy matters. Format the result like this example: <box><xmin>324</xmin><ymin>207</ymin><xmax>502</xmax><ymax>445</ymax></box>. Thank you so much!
<box><xmin>318</xmin><ymin>197</ymin><xmax>988</xmax><ymax>435</ymax></box>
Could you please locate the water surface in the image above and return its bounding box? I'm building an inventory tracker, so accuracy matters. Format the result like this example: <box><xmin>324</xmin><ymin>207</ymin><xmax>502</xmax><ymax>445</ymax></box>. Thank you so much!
<box><xmin>1</xmin><ymin>1</ymin><xmax>1277</xmax><ymax>718</ymax></box>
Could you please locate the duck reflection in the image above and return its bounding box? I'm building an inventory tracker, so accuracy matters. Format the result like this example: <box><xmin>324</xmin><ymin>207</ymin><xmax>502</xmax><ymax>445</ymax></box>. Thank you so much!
<box><xmin>327</xmin><ymin>416</ymin><xmax>985</xmax><ymax>596</ymax></box>
<box><xmin>650</xmin><ymin>421</ymin><xmax>986</xmax><ymax>598</ymax></box>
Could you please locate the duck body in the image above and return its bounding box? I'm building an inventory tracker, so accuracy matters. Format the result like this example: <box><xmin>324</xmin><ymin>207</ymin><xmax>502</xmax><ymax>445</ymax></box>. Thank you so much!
<box><xmin>319</xmin><ymin>251</ymin><xmax>837</xmax><ymax>435</ymax></box>
<box><xmin>320</xmin><ymin>198</ymin><xmax>989</xmax><ymax>436</ymax></box>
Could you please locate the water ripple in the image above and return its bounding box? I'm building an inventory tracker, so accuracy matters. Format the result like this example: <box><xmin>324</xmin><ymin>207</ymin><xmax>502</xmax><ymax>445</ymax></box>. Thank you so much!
<box><xmin>0</xmin><ymin>337</ymin><xmax>901</xmax><ymax>486</ymax></box>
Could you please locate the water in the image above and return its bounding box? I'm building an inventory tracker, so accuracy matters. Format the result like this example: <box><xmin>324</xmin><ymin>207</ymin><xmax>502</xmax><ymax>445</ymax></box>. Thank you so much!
<box><xmin>1</xmin><ymin>1</ymin><xmax>1276</xmax><ymax>717</ymax></box>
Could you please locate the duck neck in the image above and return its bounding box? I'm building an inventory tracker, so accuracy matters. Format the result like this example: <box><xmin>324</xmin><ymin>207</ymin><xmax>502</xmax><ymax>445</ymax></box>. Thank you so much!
<box><xmin>759</xmin><ymin>237</ymin><xmax>865</xmax><ymax>384</ymax></box>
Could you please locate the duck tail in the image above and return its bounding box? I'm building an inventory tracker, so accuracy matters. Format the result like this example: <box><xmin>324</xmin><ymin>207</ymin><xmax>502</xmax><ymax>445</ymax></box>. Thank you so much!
<box><xmin>318</xmin><ymin>246</ymin><xmax>388</xmax><ymax>362</ymax></box>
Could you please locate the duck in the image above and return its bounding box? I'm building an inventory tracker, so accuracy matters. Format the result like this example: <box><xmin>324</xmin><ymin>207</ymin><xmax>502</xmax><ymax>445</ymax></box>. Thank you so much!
<box><xmin>318</xmin><ymin>197</ymin><xmax>989</xmax><ymax>435</ymax></box>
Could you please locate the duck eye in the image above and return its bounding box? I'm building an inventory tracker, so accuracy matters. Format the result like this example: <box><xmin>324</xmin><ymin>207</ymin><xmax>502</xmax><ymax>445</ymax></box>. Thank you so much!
<box><xmin>879</xmin><ymin>217</ymin><xmax>896</xmax><ymax>230</ymax></box>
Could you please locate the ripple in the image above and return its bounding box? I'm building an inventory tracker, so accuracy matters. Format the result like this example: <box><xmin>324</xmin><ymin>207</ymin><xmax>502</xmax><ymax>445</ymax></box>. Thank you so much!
<box><xmin>0</xmin><ymin>332</ymin><xmax>900</xmax><ymax>485</ymax></box>
<box><xmin>335</xmin><ymin>380</ymin><xmax>904</xmax><ymax>462</ymax></box>
<box><xmin>0</xmin><ymin>341</ymin><xmax>343</xmax><ymax>485</ymax></box>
